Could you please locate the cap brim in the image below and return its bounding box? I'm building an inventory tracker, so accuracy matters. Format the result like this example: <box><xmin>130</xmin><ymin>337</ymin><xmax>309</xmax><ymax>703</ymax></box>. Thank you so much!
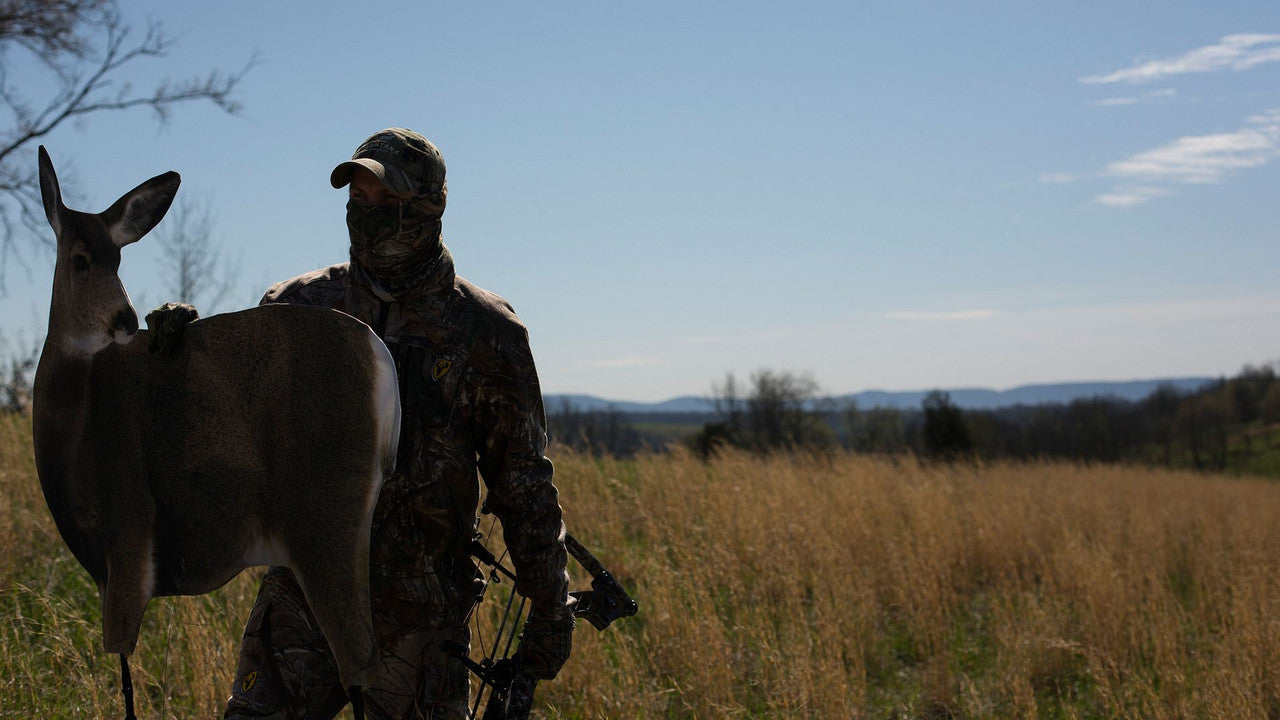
<box><xmin>330</xmin><ymin>158</ymin><xmax>417</xmax><ymax>193</ymax></box>
<box><xmin>331</xmin><ymin>158</ymin><xmax>383</xmax><ymax>189</ymax></box>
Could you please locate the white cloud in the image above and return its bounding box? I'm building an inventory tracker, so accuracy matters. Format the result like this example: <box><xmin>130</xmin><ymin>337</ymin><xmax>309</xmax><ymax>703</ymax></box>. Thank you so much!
<box><xmin>881</xmin><ymin>310</ymin><xmax>996</xmax><ymax>321</ymax></box>
<box><xmin>1094</xmin><ymin>109</ymin><xmax>1280</xmax><ymax>205</ymax></box>
<box><xmin>1090</xmin><ymin>88</ymin><xmax>1177</xmax><ymax>107</ymax></box>
<box><xmin>582</xmin><ymin>356</ymin><xmax>666</xmax><ymax>368</ymax></box>
<box><xmin>1082</xmin><ymin>33</ymin><xmax>1280</xmax><ymax>84</ymax></box>
<box><xmin>1028</xmin><ymin>295</ymin><xmax>1280</xmax><ymax>324</ymax></box>
<box><xmin>1093</xmin><ymin>186</ymin><xmax>1172</xmax><ymax>207</ymax></box>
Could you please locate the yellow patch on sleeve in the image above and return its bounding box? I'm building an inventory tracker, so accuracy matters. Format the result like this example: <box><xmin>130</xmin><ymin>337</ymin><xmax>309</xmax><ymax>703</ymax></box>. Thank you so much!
<box><xmin>432</xmin><ymin>358</ymin><xmax>453</xmax><ymax>381</ymax></box>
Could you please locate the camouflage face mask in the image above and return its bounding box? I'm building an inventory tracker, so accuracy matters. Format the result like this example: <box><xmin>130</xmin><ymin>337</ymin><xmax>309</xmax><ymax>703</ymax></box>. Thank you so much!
<box><xmin>347</xmin><ymin>198</ymin><xmax>444</xmax><ymax>294</ymax></box>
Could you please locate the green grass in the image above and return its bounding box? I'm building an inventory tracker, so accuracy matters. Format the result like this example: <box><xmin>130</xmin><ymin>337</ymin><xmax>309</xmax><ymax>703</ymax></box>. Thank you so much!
<box><xmin>1154</xmin><ymin>420</ymin><xmax>1280</xmax><ymax>479</ymax></box>
<box><xmin>1223</xmin><ymin>422</ymin><xmax>1280</xmax><ymax>477</ymax></box>
<box><xmin>632</xmin><ymin>421</ymin><xmax>701</xmax><ymax>444</ymax></box>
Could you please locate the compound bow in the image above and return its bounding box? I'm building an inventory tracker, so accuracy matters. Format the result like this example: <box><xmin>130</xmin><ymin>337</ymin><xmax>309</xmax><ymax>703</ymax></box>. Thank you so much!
<box><xmin>450</xmin><ymin>530</ymin><xmax>638</xmax><ymax>719</ymax></box>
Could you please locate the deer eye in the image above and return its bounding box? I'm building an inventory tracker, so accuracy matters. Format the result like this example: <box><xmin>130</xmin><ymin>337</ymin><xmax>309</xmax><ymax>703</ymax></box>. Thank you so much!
<box><xmin>72</xmin><ymin>254</ymin><xmax>90</xmax><ymax>273</ymax></box>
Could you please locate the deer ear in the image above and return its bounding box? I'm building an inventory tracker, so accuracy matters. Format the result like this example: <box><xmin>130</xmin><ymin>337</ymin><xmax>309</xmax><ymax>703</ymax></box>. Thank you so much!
<box><xmin>38</xmin><ymin>146</ymin><xmax>63</xmax><ymax>239</ymax></box>
<box><xmin>100</xmin><ymin>171</ymin><xmax>181</xmax><ymax>248</ymax></box>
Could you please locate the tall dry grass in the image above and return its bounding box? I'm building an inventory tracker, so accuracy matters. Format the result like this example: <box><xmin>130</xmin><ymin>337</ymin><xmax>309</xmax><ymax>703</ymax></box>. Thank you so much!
<box><xmin>536</xmin><ymin>449</ymin><xmax>1280</xmax><ymax>719</ymax></box>
<box><xmin>6</xmin><ymin>412</ymin><xmax>1280</xmax><ymax>718</ymax></box>
<box><xmin>0</xmin><ymin>413</ymin><xmax>262</xmax><ymax>719</ymax></box>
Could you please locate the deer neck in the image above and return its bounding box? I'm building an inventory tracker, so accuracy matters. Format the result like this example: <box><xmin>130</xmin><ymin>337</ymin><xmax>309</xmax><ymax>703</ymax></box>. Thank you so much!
<box><xmin>33</xmin><ymin>335</ymin><xmax>93</xmax><ymax>439</ymax></box>
<box><xmin>31</xmin><ymin>334</ymin><xmax>112</xmax><ymax>589</ymax></box>
<box><xmin>35</xmin><ymin>270</ymin><xmax>144</xmax><ymax>456</ymax></box>
<box><xmin>32</xmin><ymin>275</ymin><xmax>109</xmax><ymax>458</ymax></box>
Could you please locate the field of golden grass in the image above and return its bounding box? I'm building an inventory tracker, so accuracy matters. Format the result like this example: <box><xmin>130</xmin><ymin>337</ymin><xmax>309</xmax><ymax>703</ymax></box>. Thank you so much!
<box><xmin>5</xmin><ymin>411</ymin><xmax>1280</xmax><ymax>718</ymax></box>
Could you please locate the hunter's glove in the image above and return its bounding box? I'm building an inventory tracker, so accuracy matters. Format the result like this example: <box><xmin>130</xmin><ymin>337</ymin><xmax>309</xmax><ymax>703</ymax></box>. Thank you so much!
<box><xmin>145</xmin><ymin>302</ymin><xmax>199</xmax><ymax>355</ymax></box>
<box><xmin>514</xmin><ymin>614</ymin><xmax>575</xmax><ymax>680</ymax></box>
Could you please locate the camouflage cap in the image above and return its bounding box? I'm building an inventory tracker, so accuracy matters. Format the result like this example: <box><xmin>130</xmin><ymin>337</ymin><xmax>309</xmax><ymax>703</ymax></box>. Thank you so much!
<box><xmin>330</xmin><ymin>128</ymin><xmax>446</xmax><ymax>196</ymax></box>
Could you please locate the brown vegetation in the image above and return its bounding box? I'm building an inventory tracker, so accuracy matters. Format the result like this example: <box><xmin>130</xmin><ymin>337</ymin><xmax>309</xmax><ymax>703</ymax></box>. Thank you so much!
<box><xmin>5</xmin><ymin>413</ymin><xmax>1280</xmax><ymax>718</ymax></box>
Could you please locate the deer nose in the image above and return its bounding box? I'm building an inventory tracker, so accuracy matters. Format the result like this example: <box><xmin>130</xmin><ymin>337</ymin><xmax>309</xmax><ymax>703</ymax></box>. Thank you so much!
<box><xmin>113</xmin><ymin>308</ymin><xmax>138</xmax><ymax>336</ymax></box>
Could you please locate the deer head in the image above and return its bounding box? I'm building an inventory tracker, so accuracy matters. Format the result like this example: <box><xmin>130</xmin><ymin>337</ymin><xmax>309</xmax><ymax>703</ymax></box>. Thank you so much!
<box><xmin>38</xmin><ymin>146</ymin><xmax>181</xmax><ymax>355</ymax></box>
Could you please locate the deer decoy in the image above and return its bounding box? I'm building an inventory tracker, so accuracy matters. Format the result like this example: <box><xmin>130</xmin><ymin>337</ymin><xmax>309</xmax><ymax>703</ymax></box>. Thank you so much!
<box><xmin>31</xmin><ymin>146</ymin><xmax>401</xmax><ymax>719</ymax></box>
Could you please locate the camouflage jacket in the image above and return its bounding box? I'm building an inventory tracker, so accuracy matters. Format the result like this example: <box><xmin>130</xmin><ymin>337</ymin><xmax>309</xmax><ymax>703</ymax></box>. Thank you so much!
<box><xmin>260</xmin><ymin>251</ymin><xmax>570</xmax><ymax>627</ymax></box>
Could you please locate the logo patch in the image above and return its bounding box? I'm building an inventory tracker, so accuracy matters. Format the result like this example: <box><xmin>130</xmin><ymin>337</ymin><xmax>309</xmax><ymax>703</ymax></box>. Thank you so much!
<box><xmin>432</xmin><ymin>358</ymin><xmax>453</xmax><ymax>381</ymax></box>
<box><xmin>241</xmin><ymin>669</ymin><xmax>258</xmax><ymax>693</ymax></box>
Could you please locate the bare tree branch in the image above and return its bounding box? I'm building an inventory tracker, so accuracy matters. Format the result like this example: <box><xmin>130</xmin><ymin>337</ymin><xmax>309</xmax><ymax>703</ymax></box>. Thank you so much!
<box><xmin>0</xmin><ymin>325</ymin><xmax>40</xmax><ymax>413</ymax></box>
<box><xmin>0</xmin><ymin>0</ymin><xmax>253</xmax><ymax>287</ymax></box>
<box><xmin>0</xmin><ymin>0</ymin><xmax>108</xmax><ymax>65</ymax></box>
<box><xmin>154</xmin><ymin>197</ymin><xmax>238</xmax><ymax>313</ymax></box>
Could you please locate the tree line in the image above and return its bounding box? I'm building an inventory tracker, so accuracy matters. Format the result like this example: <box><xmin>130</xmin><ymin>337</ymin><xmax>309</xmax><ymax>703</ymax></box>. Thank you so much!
<box><xmin>957</xmin><ymin>364</ymin><xmax>1280</xmax><ymax>471</ymax></box>
<box><xmin>689</xmin><ymin>364</ymin><xmax>1280</xmax><ymax>473</ymax></box>
<box><xmin>10</xmin><ymin>352</ymin><xmax>1275</xmax><ymax>473</ymax></box>
<box><xmin>542</xmin><ymin>363</ymin><xmax>1280</xmax><ymax>470</ymax></box>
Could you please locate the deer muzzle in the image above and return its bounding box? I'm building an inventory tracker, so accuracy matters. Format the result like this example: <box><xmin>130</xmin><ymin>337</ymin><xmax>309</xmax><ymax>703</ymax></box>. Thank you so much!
<box><xmin>111</xmin><ymin>307</ymin><xmax>139</xmax><ymax>343</ymax></box>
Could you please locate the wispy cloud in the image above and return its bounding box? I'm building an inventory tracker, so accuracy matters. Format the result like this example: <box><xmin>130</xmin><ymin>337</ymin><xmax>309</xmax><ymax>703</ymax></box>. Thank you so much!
<box><xmin>881</xmin><ymin>310</ymin><xmax>997</xmax><ymax>321</ymax></box>
<box><xmin>1093</xmin><ymin>186</ymin><xmax>1172</xmax><ymax>207</ymax></box>
<box><xmin>1028</xmin><ymin>295</ymin><xmax>1280</xmax><ymax>324</ymax></box>
<box><xmin>1090</xmin><ymin>88</ymin><xmax>1177</xmax><ymax>107</ymax></box>
<box><xmin>1082</xmin><ymin>33</ymin><xmax>1280</xmax><ymax>84</ymax></box>
<box><xmin>1094</xmin><ymin>109</ymin><xmax>1280</xmax><ymax>205</ymax></box>
<box><xmin>582</xmin><ymin>356</ymin><xmax>666</xmax><ymax>368</ymax></box>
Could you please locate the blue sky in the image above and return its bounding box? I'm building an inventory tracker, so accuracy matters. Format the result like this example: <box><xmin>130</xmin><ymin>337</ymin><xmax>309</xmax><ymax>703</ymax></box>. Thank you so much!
<box><xmin>4</xmin><ymin>2</ymin><xmax>1280</xmax><ymax>401</ymax></box>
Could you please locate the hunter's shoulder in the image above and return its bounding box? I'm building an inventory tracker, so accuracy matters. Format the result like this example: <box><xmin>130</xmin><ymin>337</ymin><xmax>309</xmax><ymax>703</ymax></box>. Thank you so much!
<box><xmin>261</xmin><ymin>263</ymin><xmax>352</xmax><ymax>307</ymax></box>
<box><xmin>454</xmin><ymin>276</ymin><xmax>528</xmax><ymax>340</ymax></box>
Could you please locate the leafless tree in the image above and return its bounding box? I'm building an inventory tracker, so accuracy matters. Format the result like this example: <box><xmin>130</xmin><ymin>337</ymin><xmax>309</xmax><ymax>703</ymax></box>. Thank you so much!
<box><xmin>845</xmin><ymin>401</ymin><xmax>907</xmax><ymax>454</ymax></box>
<box><xmin>0</xmin><ymin>0</ymin><xmax>252</xmax><ymax>281</ymax></box>
<box><xmin>711</xmin><ymin>371</ymin><xmax>744</xmax><ymax>437</ymax></box>
<box><xmin>699</xmin><ymin>369</ymin><xmax>835</xmax><ymax>454</ymax></box>
<box><xmin>546</xmin><ymin>398</ymin><xmax>646</xmax><ymax>456</ymax></box>
<box><xmin>1175</xmin><ymin>389</ymin><xmax>1234</xmax><ymax>471</ymax></box>
<box><xmin>922</xmin><ymin>390</ymin><xmax>973</xmax><ymax>460</ymax></box>
<box><xmin>154</xmin><ymin>197</ymin><xmax>238</xmax><ymax>312</ymax></box>
<box><xmin>0</xmin><ymin>327</ymin><xmax>39</xmax><ymax>413</ymax></box>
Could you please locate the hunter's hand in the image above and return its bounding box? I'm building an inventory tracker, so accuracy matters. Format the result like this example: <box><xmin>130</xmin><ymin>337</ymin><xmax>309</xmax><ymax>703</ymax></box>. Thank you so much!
<box><xmin>514</xmin><ymin>614</ymin><xmax>574</xmax><ymax>680</ymax></box>
<box><xmin>145</xmin><ymin>302</ymin><xmax>199</xmax><ymax>355</ymax></box>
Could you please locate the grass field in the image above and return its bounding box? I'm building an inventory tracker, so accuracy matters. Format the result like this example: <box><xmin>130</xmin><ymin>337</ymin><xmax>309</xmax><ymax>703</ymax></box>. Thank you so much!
<box><xmin>632</xmin><ymin>420</ymin><xmax>701</xmax><ymax>445</ymax></box>
<box><xmin>6</xmin><ymin>412</ymin><xmax>1280</xmax><ymax>718</ymax></box>
<box><xmin>1217</xmin><ymin>422</ymin><xmax>1280</xmax><ymax>478</ymax></box>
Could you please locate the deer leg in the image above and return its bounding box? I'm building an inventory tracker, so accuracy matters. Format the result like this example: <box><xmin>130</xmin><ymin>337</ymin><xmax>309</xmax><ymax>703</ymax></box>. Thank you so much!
<box><xmin>288</xmin><ymin>537</ymin><xmax>378</xmax><ymax>692</ymax></box>
<box><xmin>120</xmin><ymin>653</ymin><xmax>137</xmax><ymax>720</ymax></box>
<box><xmin>349</xmin><ymin>685</ymin><xmax>365</xmax><ymax>720</ymax></box>
<box><xmin>101</xmin><ymin>531</ymin><xmax>155</xmax><ymax>656</ymax></box>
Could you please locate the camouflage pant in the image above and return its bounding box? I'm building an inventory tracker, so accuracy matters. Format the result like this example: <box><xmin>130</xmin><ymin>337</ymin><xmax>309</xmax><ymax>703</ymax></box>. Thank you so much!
<box><xmin>224</xmin><ymin>567</ymin><xmax>472</xmax><ymax>720</ymax></box>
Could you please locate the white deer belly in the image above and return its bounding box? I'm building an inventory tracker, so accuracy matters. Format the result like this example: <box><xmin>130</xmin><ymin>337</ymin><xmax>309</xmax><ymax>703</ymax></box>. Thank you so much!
<box><xmin>243</xmin><ymin>532</ymin><xmax>290</xmax><ymax>568</ymax></box>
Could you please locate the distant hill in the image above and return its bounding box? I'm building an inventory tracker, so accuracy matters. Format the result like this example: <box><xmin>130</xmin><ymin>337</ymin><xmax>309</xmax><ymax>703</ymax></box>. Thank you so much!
<box><xmin>842</xmin><ymin>377</ymin><xmax>1218</xmax><ymax>411</ymax></box>
<box><xmin>545</xmin><ymin>377</ymin><xmax>1218</xmax><ymax>414</ymax></box>
<box><xmin>543</xmin><ymin>394</ymin><xmax>714</xmax><ymax>414</ymax></box>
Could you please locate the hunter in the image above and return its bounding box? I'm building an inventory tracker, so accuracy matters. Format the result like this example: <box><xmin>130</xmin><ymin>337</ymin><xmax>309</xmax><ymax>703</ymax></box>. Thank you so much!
<box><xmin>157</xmin><ymin>127</ymin><xmax>574</xmax><ymax>719</ymax></box>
